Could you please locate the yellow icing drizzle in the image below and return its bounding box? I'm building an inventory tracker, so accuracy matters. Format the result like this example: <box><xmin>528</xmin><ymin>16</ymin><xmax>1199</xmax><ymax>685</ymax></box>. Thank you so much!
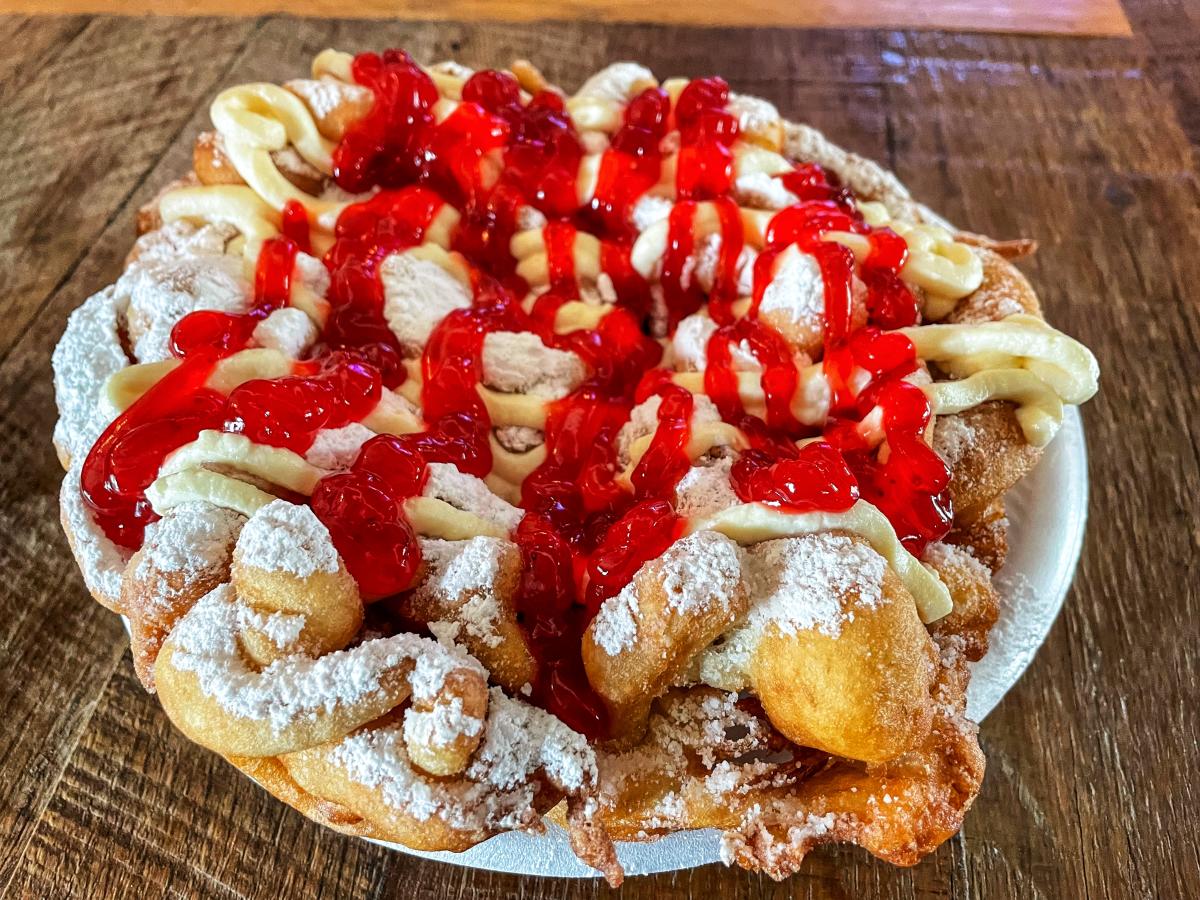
<box><xmin>901</xmin><ymin>314</ymin><xmax>1099</xmax><ymax>447</ymax></box>
<box><xmin>688</xmin><ymin>501</ymin><xmax>953</xmax><ymax>623</ymax></box>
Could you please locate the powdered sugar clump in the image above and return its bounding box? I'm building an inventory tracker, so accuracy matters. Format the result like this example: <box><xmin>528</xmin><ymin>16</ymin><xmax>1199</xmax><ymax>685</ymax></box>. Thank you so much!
<box><xmin>423</xmin><ymin>463</ymin><xmax>523</xmax><ymax>532</ymax></box>
<box><xmin>138</xmin><ymin>502</ymin><xmax>245</xmax><ymax>603</ymax></box>
<box><xmin>235</xmin><ymin>499</ymin><xmax>339</xmax><ymax>577</ymax></box>
<box><xmin>758</xmin><ymin>245</ymin><xmax>825</xmax><ymax>335</ymax></box>
<box><xmin>329</xmin><ymin>687</ymin><xmax>595</xmax><ymax>831</ymax></box>
<box><xmin>417</xmin><ymin>537</ymin><xmax>511</xmax><ymax>648</ymax></box>
<box><xmin>380</xmin><ymin>250</ymin><xmax>472</xmax><ymax>349</ymax></box>
<box><xmin>674</xmin><ymin>458</ymin><xmax>739</xmax><ymax>520</ymax></box>
<box><xmin>252</xmin><ymin>307</ymin><xmax>318</xmax><ymax>358</ymax></box>
<box><xmin>121</xmin><ymin>250</ymin><xmax>249</xmax><ymax>362</ymax></box>
<box><xmin>631</xmin><ymin>194</ymin><xmax>672</xmax><ymax>232</ymax></box>
<box><xmin>719</xmin><ymin>809</ymin><xmax>839</xmax><ymax>869</ymax></box>
<box><xmin>305</xmin><ymin>423</ymin><xmax>374</xmax><ymax>471</ymax></box>
<box><xmin>404</xmin><ymin>695</ymin><xmax>484</xmax><ymax>752</ymax></box>
<box><xmin>293</xmin><ymin>251</ymin><xmax>331</xmax><ymax>299</ymax></box>
<box><xmin>727</xmin><ymin>93</ymin><xmax>781</xmax><ymax>140</ymax></box>
<box><xmin>617</xmin><ymin>393</ymin><xmax>722</xmax><ymax>464</ymax></box>
<box><xmin>481</xmin><ymin>331</ymin><xmax>586</xmax><ymax>399</ymax></box>
<box><xmin>52</xmin><ymin>285</ymin><xmax>130</xmax><ymax>462</ymax></box>
<box><xmin>670</xmin><ymin>312</ymin><xmax>762</xmax><ymax>373</ymax></box>
<box><xmin>689</xmin><ymin>232</ymin><xmax>755</xmax><ymax>296</ymax></box>
<box><xmin>733</xmin><ymin>171</ymin><xmax>799</xmax><ymax>210</ymax></box>
<box><xmin>286</xmin><ymin>76</ymin><xmax>370</xmax><ymax>121</ymax></box>
<box><xmin>59</xmin><ymin>462</ymin><xmax>130</xmax><ymax>603</ymax></box>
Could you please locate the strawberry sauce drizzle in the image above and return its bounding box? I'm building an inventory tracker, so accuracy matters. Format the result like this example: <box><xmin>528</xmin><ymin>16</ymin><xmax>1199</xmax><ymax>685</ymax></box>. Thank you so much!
<box><xmin>81</xmin><ymin>49</ymin><xmax>957</xmax><ymax>737</ymax></box>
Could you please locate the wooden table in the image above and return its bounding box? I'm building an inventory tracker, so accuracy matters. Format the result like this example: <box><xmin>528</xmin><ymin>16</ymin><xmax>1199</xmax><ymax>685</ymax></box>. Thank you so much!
<box><xmin>1</xmin><ymin>6</ymin><xmax>1197</xmax><ymax>898</ymax></box>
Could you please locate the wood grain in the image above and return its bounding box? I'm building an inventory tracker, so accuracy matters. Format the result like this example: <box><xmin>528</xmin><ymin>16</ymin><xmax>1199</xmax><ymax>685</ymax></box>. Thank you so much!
<box><xmin>0</xmin><ymin>0</ymin><xmax>1134</xmax><ymax>37</ymax></box>
<box><xmin>0</xmin><ymin>8</ymin><xmax>1197</xmax><ymax>899</ymax></box>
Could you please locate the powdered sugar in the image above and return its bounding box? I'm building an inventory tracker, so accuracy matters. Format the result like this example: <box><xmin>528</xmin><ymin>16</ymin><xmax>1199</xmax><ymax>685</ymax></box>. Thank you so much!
<box><xmin>328</xmin><ymin>687</ymin><xmax>595</xmax><ymax>831</ymax></box>
<box><xmin>138</xmin><ymin>502</ymin><xmax>245</xmax><ymax>603</ymax></box>
<box><xmin>169</xmin><ymin>584</ymin><xmax>480</xmax><ymax>732</ymax></box>
<box><xmin>131</xmin><ymin>220</ymin><xmax>238</xmax><ymax>263</ymax></box>
<box><xmin>631</xmin><ymin>194</ymin><xmax>672</xmax><ymax>232</ymax></box>
<box><xmin>423</xmin><ymin>463</ymin><xmax>523</xmax><ymax>532</ymax></box>
<box><xmin>480</xmin><ymin>331</ymin><xmax>586</xmax><ymax>399</ymax></box>
<box><xmin>719</xmin><ymin>809</ymin><xmax>839</xmax><ymax>869</ymax></box>
<box><xmin>733</xmin><ymin>171</ymin><xmax>798</xmax><ymax>210</ymax></box>
<box><xmin>235</xmin><ymin>499</ymin><xmax>339</xmax><ymax>577</ymax></box>
<box><xmin>380</xmin><ymin>249</ymin><xmax>472</xmax><ymax>350</ymax></box>
<box><xmin>304</xmin><ymin>423</ymin><xmax>374</xmax><ymax>470</ymax></box>
<box><xmin>51</xmin><ymin>285</ymin><xmax>130</xmax><ymax>462</ymax></box>
<box><xmin>590</xmin><ymin>589</ymin><xmax>639</xmax><ymax>657</ymax></box>
<box><xmin>932</xmin><ymin>414</ymin><xmax>978</xmax><ymax>468</ymax></box>
<box><xmin>252</xmin><ymin>307</ymin><xmax>318</xmax><ymax>358</ymax></box>
<box><xmin>293</xmin><ymin>251</ymin><xmax>331</xmax><ymax>299</ymax></box>
<box><xmin>59</xmin><ymin>462</ymin><xmax>129</xmax><ymax>603</ymax></box>
<box><xmin>758</xmin><ymin>245</ymin><xmax>825</xmax><ymax>335</ymax></box>
<box><xmin>591</xmin><ymin>530</ymin><xmax>742</xmax><ymax>655</ymax></box>
<box><xmin>923</xmin><ymin>539</ymin><xmax>992</xmax><ymax>579</ymax></box>
<box><xmin>285</xmin><ymin>75</ymin><xmax>370</xmax><ymax>121</ymax></box>
<box><xmin>670</xmin><ymin>312</ymin><xmax>761</xmax><ymax>373</ymax></box>
<box><xmin>689</xmin><ymin>232</ymin><xmax>755</xmax><ymax>296</ymax></box>
<box><xmin>417</xmin><ymin>537</ymin><xmax>511</xmax><ymax>648</ymax></box>
<box><xmin>121</xmin><ymin>249</ymin><xmax>250</xmax><ymax>362</ymax></box>
<box><xmin>695</xmin><ymin>534</ymin><xmax>885</xmax><ymax>689</ymax></box>
<box><xmin>674</xmin><ymin>458</ymin><xmax>739</xmax><ymax>520</ymax></box>
<box><xmin>403</xmin><ymin>695</ymin><xmax>484</xmax><ymax>750</ymax></box>
<box><xmin>617</xmin><ymin>393</ymin><xmax>721</xmax><ymax>464</ymax></box>
<box><xmin>727</xmin><ymin>93</ymin><xmax>781</xmax><ymax>140</ymax></box>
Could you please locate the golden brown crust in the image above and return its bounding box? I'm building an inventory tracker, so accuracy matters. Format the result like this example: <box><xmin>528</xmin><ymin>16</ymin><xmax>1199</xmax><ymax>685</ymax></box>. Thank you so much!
<box><xmin>135</xmin><ymin>173</ymin><xmax>199</xmax><ymax>236</ymax></box>
<box><xmin>751</xmin><ymin>566</ymin><xmax>938</xmax><ymax>764</ymax></box>
<box><xmin>582</xmin><ymin>537</ymin><xmax>749</xmax><ymax>747</ymax></box>
<box><xmin>283</xmin><ymin>77</ymin><xmax>373</xmax><ymax>143</ymax></box>
<box><xmin>947</xmin><ymin>498</ymin><xmax>1009</xmax><ymax>572</ymax></box>
<box><xmin>390</xmin><ymin>541</ymin><xmax>537</xmax><ymax>693</ymax></box>
<box><xmin>948</xmin><ymin>248</ymin><xmax>1042</xmax><ymax>323</ymax></box>
<box><xmin>193</xmin><ymin>131</ymin><xmax>244</xmax><ymax>187</ymax></box>
<box><xmin>955</xmin><ymin>231</ymin><xmax>1038</xmax><ymax>260</ymax></box>
<box><xmin>228</xmin><ymin>753</ymin><xmax>375</xmax><ymax>836</ymax></box>
<box><xmin>948</xmin><ymin>402</ymin><xmax>1042</xmax><ymax>524</ymax></box>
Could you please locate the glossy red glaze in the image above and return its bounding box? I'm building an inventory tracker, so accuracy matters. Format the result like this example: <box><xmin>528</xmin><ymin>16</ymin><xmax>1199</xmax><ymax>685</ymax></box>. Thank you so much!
<box><xmin>588</xmin><ymin>87</ymin><xmax>669</xmax><ymax>236</ymax></box>
<box><xmin>280</xmin><ymin>199</ymin><xmax>312</xmax><ymax>254</ymax></box>
<box><xmin>80</xmin><ymin>355</ymin><xmax>226</xmax><ymax>548</ymax></box>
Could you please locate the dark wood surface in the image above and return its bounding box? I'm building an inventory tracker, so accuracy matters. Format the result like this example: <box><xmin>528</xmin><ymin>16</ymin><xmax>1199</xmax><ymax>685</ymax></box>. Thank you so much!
<box><xmin>1</xmin><ymin>7</ymin><xmax>1198</xmax><ymax>899</ymax></box>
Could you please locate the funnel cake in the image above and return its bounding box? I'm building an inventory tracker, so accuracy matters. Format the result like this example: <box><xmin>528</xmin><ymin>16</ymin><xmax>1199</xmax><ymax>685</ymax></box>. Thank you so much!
<box><xmin>52</xmin><ymin>49</ymin><xmax>1098</xmax><ymax>884</ymax></box>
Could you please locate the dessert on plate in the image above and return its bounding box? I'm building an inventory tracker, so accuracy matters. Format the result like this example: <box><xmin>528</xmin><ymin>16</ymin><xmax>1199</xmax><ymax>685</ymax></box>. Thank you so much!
<box><xmin>52</xmin><ymin>48</ymin><xmax>1099</xmax><ymax>884</ymax></box>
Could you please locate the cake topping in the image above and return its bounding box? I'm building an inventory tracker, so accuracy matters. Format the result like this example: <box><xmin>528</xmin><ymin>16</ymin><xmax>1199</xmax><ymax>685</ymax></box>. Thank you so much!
<box><xmin>59</xmin><ymin>47</ymin><xmax>1097</xmax><ymax>743</ymax></box>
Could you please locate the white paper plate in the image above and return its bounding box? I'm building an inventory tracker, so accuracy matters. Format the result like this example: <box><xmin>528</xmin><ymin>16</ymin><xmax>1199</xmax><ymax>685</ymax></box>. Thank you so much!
<box><xmin>384</xmin><ymin>407</ymin><xmax>1090</xmax><ymax>878</ymax></box>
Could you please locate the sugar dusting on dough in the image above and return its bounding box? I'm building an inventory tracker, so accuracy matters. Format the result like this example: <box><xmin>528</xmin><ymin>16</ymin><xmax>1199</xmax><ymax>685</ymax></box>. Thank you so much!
<box><xmin>591</xmin><ymin>531</ymin><xmax>742</xmax><ymax>656</ymax></box>
<box><xmin>694</xmin><ymin>534</ymin><xmax>885</xmax><ymax>689</ymax></box>
<box><xmin>169</xmin><ymin>584</ymin><xmax>481</xmax><ymax>732</ymax></box>
<box><xmin>423</xmin><ymin>463</ymin><xmax>523</xmax><ymax>532</ymax></box>
<box><xmin>329</xmin><ymin>687</ymin><xmax>595</xmax><ymax>830</ymax></box>
<box><xmin>139</xmin><ymin>502</ymin><xmax>245</xmax><ymax>604</ymax></box>
<box><xmin>235</xmin><ymin>499</ymin><xmax>339</xmax><ymax>577</ymax></box>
